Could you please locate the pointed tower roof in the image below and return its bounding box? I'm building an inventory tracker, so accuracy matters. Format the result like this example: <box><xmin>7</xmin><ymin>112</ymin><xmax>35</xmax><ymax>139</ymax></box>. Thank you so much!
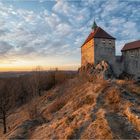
<box><xmin>81</xmin><ymin>25</ymin><xmax>115</xmax><ymax>47</ymax></box>
<box><xmin>92</xmin><ymin>20</ymin><xmax>98</xmax><ymax>30</ymax></box>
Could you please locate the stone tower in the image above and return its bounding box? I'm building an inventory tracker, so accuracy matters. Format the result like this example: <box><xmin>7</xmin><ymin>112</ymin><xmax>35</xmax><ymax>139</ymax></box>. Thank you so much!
<box><xmin>81</xmin><ymin>21</ymin><xmax>116</xmax><ymax>68</ymax></box>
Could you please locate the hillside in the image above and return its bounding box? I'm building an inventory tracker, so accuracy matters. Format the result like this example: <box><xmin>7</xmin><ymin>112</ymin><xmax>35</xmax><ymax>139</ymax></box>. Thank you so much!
<box><xmin>1</xmin><ymin>73</ymin><xmax>140</xmax><ymax>139</ymax></box>
<box><xmin>0</xmin><ymin>61</ymin><xmax>140</xmax><ymax>139</ymax></box>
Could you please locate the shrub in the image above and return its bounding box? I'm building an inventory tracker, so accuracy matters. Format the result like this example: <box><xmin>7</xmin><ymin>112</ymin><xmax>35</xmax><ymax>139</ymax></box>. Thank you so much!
<box><xmin>74</xmin><ymin>95</ymin><xmax>95</xmax><ymax>110</ymax></box>
<box><xmin>27</xmin><ymin>101</ymin><xmax>40</xmax><ymax>119</ymax></box>
<box><xmin>47</xmin><ymin>97</ymin><xmax>67</xmax><ymax>114</ymax></box>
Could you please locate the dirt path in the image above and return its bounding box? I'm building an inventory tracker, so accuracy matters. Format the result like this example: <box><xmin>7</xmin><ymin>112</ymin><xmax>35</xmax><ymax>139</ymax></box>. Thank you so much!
<box><xmin>93</xmin><ymin>82</ymin><xmax>140</xmax><ymax>139</ymax></box>
<box><xmin>67</xmin><ymin>121</ymin><xmax>91</xmax><ymax>139</ymax></box>
<box><xmin>23</xmin><ymin>81</ymin><xmax>140</xmax><ymax>139</ymax></box>
<box><xmin>69</xmin><ymin>84</ymin><xmax>114</xmax><ymax>139</ymax></box>
<box><xmin>106</xmin><ymin>113</ymin><xmax>140</xmax><ymax>139</ymax></box>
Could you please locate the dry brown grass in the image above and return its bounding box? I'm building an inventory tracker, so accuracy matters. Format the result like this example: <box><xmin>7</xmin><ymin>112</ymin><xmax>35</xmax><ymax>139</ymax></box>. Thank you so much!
<box><xmin>6</xmin><ymin>72</ymin><xmax>140</xmax><ymax>140</ymax></box>
<box><xmin>45</xmin><ymin>91</ymin><xmax>57</xmax><ymax>102</ymax></box>
<box><xmin>116</xmin><ymin>80</ymin><xmax>140</xmax><ymax>95</ymax></box>
<box><xmin>46</xmin><ymin>97</ymin><xmax>67</xmax><ymax>114</ymax></box>
<box><xmin>73</xmin><ymin>94</ymin><xmax>95</xmax><ymax>110</ymax></box>
<box><xmin>81</xmin><ymin>109</ymin><xmax>113</xmax><ymax>139</ymax></box>
<box><xmin>28</xmin><ymin>103</ymin><xmax>40</xmax><ymax>120</ymax></box>
<box><xmin>105</xmin><ymin>88</ymin><xmax>120</xmax><ymax>104</ymax></box>
<box><xmin>92</xmin><ymin>80</ymin><xmax>108</xmax><ymax>93</ymax></box>
<box><xmin>104</xmin><ymin>87</ymin><xmax>121</xmax><ymax>112</ymax></box>
<box><xmin>123</xmin><ymin>104</ymin><xmax>140</xmax><ymax>132</ymax></box>
<box><xmin>127</xmin><ymin>84</ymin><xmax>140</xmax><ymax>95</ymax></box>
<box><xmin>25</xmin><ymin>98</ymin><xmax>41</xmax><ymax>120</ymax></box>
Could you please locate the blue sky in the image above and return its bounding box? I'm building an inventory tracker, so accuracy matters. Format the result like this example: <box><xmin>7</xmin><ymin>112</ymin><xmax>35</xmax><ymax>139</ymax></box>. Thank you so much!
<box><xmin>0</xmin><ymin>0</ymin><xmax>140</xmax><ymax>71</ymax></box>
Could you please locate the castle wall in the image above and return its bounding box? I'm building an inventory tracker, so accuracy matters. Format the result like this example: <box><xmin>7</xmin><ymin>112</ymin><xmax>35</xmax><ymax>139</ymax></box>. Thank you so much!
<box><xmin>114</xmin><ymin>57</ymin><xmax>124</xmax><ymax>77</ymax></box>
<box><xmin>81</xmin><ymin>36</ymin><xmax>140</xmax><ymax>79</ymax></box>
<box><xmin>81</xmin><ymin>39</ymin><xmax>94</xmax><ymax>66</ymax></box>
<box><xmin>94</xmin><ymin>38</ymin><xmax>115</xmax><ymax>66</ymax></box>
<box><xmin>122</xmin><ymin>49</ymin><xmax>140</xmax><ymax>78</ymax></box>
<box><xmin>94</xmin><ymin>38</ymin><xmax>115</xmax><ymax>65</ymax></box>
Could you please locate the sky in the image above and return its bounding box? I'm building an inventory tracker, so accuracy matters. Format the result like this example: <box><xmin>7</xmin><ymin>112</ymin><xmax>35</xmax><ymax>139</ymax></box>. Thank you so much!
<box><xmin>0</xmin><ymin>0</ymin><xmax>140</xmax><ymax>71</ymax></box>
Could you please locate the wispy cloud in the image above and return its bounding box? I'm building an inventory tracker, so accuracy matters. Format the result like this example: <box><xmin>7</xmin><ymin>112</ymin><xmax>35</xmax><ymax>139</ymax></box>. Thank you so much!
<box><xmin>0</xmin><ymin>0</ymin><xmax>140</xmax><ymax>69</ymax></box>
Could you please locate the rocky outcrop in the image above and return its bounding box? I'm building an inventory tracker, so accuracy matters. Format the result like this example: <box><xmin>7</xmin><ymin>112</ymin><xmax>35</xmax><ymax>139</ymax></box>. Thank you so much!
<box><xmin>119</xmin><ymin>71</ymin><xmax>134</xmax><ymax>80</ymax></box>
<box><xmin>79</xmin><ymin>60</ymin><xmax>114</xmax><ymax>80</ymax></box>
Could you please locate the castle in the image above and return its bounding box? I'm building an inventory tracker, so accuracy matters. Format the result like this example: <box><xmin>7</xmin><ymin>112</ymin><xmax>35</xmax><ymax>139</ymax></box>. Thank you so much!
<box><xmin>81</xmin><ymin>21</ymin><xmax>140</xmax><ymax>79</ymax></box>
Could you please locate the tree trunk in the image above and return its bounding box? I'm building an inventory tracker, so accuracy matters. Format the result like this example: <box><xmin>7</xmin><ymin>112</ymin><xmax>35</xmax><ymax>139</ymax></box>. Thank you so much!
<box><xmin>38</xmin><ymin>88</ymin><xmax>41</xmax><ymax>96</ymax></box>
<box><xmin>3</xmin><ymin>112</ymin><xmax>7</xmax><ymax>134</ymax></box>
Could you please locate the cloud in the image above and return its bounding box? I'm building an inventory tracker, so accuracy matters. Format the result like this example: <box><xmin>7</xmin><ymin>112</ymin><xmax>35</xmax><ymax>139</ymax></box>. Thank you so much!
<box><xmin>0</xmin><ymin>0</ymin><xmax>140</xmax><ymax>69</ymax></box>
<box><xmin>44</xmin><ymin>12</ymin><xmax>61</xmax><ymax>29</ymax></box>
<box><xmin>55</xmin><ymin>23</ymin><xmax>72</xmax><ymax>37</ymax></box>
<box><xmin>53</xmin><ymin>0</ymin><xmax>71</xmax><ymax>15</ymax></box>
<box><xmin>0</xmin><ymin>41</ymin><xmax>14</xmax><ymax>55</ymax></box>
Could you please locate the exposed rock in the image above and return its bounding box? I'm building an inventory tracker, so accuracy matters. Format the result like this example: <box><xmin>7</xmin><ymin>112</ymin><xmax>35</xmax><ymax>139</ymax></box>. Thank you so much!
<box><xmin>79</xmin><ymin>60</ymin><xmax>114</xmax><ymax>80</ymax></box>
<box><xmin>94</xmin><ymin>60</ymin><xmax>114</xmax><ymax>80</ymax></box>
<box><xmin>119</xmin><ymin>71</ymin><xmax>134</xmax><ymax>80</ymax></box>
<box><xmin>106</xmin><ymin>113</ymin><xmax>140</xmax><ymax>139</ymax></box>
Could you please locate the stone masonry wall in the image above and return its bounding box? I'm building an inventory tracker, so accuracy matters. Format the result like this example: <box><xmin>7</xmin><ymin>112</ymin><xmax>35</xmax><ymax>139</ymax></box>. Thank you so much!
<box><xmin>122</xmin><ymin>49</ymin><xmax>140</xmax><ymax>78</ymax></box>
<box><xmin>94</xmin><ymin>38</ymin><xmax>116</xmax><ymax>70</ymax></box>
<box><xmin>81</xmin><ymin>39</ymin><xmax>94</xmax><ymax>66</ymax></box>
<box><xmin>94</xmin><ymin>38</ymin><xmax>115</xmax><ymax>65</ymax></box>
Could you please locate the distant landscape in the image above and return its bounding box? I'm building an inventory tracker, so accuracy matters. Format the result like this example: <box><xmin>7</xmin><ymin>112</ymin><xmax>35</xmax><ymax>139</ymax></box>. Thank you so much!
<box><xmin>0</xmin><ymin>70</ymin><xmax>76</xmax><ymax>78</ymax></box>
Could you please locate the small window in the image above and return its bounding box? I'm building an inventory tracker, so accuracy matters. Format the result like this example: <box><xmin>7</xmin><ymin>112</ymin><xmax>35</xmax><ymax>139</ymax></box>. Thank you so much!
<box><xmin>102</xmin><ymin>40</ymin><xmax>105</xmax><ymax>44</ymax></box>
<box><xmin>131</xmin><ymin>51</ymin><xmax>134</xmax><ymax>57</ymax></box>
<box><xmin>109</xmin><ymin>40</ymin><xmax>112</xmax><ymax>44</ymax></box>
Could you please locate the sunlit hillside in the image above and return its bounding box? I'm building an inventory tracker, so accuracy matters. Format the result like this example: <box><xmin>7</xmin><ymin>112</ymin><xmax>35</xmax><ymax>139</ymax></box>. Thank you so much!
<box><xmin>0</xmin><ymin>70</ymin><xmax>140</xmax><ymax>139</ymax></box>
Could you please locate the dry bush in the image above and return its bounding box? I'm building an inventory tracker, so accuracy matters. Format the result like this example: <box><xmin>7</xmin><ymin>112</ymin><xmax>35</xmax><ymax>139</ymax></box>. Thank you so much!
<box><xmin>50</xmin><ymin>70</ymin><xmax>76</xmax><ymax>86</ymax></box>
<box><xmin>104</xmin><ymin>87</ymin><xmax>121</xmax><ymax>112</ymax></box>
<box><xmin>123</xmin><ymin>105</ymin><xmax>140</xmax><ymax>132</ymax></box>
<box><xmin>65</xmin><ymin>114</ymin><xmax>76</xmax><ymax>125</ymax></box>
<box><xmin>27</xmin><ymin>100</ymin><xmax>40</xmax><ymax>119</ymax></box>
<box><xmin>73</xmin><ymin>95</ymin><xmax>95</xmax><ymax>110</ymax></box>
<box><xmin>94</xmin><ymin>80</ymin><xmax>108</xmax><ymax>92</ymax></box>
<box><xmin>127</xmin><ymin>84</ymin><xmax>140</xmax><ymax>95</ymax></box>
<box><xmin>117</xmin><ymin>80</ymin><xmax>140</xmax><ymax>93</ymax></box>
<box><xmin>47</xmin><ymin>96</ymin><xmax>68</xmax><ymax>114</ymax></box>
<box><xmin>78</xmin><ymin>72</ymin><xmax>89</xmax><ymax>83</ymax></box>
<box><xmin>46</xmin><ymin>92</ymin><xmax>57</xmax><ymax>102</ymax></box>
<box><xmin>105</xmin><ymin>88</ymin><xmax>120</xmax><ymax>104</ymax></box>
<box><xmin>115</xmin><ymin>80</ymin><xmax>127</xmax><ymax>86</ymax></box>
<box><xmin>55</xmin><ymin>71</ymin><xmax>67</xmax><ymax>84</ymax></box>
<box><xmin>66</xmin><ymin>127</ymin><xmax>79</xmax><ymax>139</ymax></box>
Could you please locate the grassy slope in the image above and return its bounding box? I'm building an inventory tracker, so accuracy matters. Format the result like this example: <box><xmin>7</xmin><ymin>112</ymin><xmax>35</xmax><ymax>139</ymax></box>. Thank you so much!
<box><xmin>1</xmin><ymin>78</ymin><xmax>140</xmax><ymax>139</ymax></box>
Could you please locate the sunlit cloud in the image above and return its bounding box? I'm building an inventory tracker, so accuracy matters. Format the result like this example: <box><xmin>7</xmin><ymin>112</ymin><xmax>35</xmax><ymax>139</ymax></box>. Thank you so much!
<box><xmin>0</xmin><ymin>0</ymin><xmax>140</xmax><ymax>71</ymax></box>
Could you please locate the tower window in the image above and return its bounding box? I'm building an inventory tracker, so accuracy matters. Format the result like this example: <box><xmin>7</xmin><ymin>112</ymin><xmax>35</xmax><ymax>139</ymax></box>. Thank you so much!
<box><xmin>102</xmin><ymin>40</ymin><xmax>105</xmax><ymax>44</ymax></box>
<box><xmin>131</xmin><ymin>51</ymin><xmax>134</xmax><ymax>57</ymax></box>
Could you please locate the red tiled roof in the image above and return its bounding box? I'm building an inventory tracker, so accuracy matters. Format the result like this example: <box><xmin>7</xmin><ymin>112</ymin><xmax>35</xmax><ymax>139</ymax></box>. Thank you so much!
<box><xmin>121</xmin><ymin>40</ymin><xmax>140</xmax><ymax>51</ymax></box>
<box><xmin>81</xmin><ymin>26</ymin><xmax>115</xmax><ymax>47</ymax></box>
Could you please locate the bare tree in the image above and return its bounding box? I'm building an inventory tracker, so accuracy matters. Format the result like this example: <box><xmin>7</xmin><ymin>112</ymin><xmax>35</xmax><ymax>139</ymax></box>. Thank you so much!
<box><xmin>0</xmin><ymin>80</ymin><xmax>12</xmax><ymax>134</ymax></box>
<box><xmin>50</xmin><ymin>68</ymin><xmax>57</xmax><ymax>87</ymax></box>
<box><xmin>17</xmin><ymin>76</ymin><xmax>32</xmax><ymax>106</ymax></box>
<box><xmin>30</xmin><ymin>66</ymin><xmax>43</xmax><ymax>96</ymax></box>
